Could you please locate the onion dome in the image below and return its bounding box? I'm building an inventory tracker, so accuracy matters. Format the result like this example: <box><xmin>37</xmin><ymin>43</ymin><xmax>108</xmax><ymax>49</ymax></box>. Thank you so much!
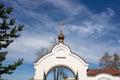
<box><xmin>58</xmin><ymin>22</ymin><xmax>64</xmax><ymax>43</ymax></box>
<box><xmin>58</xmin><ymin>31</ymin><xmax>64</xmax><ymax>43</ymax></box>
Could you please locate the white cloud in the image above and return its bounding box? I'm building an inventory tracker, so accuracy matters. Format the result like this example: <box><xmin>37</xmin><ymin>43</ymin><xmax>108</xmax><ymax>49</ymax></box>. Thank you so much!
<box><xmin>64</xmin><ymin>22</ymin><xmax>105</xmax><ymax>37</ymax></box>
<box><xmin>7</xmin><ymin>31</ymin><xmax>56</xmax><ymax>63</ymax></box>
<box><xmin>118</xmin><ymin>40</ymin><xmax>120</xmax><ymax>43</ymax></box>
<box><xmin>63</xmin><ymin>7</ymin><xmax>115</xmax><ymax>37</ymax></box>
<box><xmin>67</xmin><ymin>38</ymin><xmax>120</xmax><ymax>63</ymax></box>
<box><xmin>91</xmin><ymin>8</ymin><xmax>114</xmax><ymax>24</ymax></box>
<box><xmin>45</xmin><ymin>0</ymin><xmax>89</xmax><ymax>16</ymax></box>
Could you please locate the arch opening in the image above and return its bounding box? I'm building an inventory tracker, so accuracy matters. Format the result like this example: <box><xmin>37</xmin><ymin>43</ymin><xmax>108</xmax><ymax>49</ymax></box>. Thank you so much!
<box><xmin>46</xmin><ymin>66</ymin><xmax>76</xmax><ymax>80</ymax></box>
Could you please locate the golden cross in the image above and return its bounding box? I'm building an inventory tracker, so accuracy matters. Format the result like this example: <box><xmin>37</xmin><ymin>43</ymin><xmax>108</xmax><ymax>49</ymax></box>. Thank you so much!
<box><xmin>59</xmin><ymin>22</ymin><xmax>64</xmax><ymax>33</ymax></box>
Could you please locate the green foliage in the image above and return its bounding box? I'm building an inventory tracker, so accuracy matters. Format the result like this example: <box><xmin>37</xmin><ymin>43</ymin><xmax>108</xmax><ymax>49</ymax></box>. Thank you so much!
<box><xmin>99</xmin><ymin>52</ymin><xmax>120</xmax><ymax>71</ymax></box>
<box><xmin>0</xmin><ymin>3</ymin><xmax>24</xmax><ymax>79</ymax></box>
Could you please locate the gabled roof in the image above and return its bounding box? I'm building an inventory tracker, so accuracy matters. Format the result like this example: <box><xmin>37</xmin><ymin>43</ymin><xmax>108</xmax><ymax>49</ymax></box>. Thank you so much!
<box><xmin>87</xmin><ymin>69</ymin><xmax>120</xmax><ymax>76</ymax></box>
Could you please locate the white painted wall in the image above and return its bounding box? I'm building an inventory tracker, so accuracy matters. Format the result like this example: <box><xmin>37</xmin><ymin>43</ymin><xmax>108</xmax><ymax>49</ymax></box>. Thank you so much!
<box><xmin>88</xmin><ymin>73</ymin><xmax>120</xmax><ymax>80</ymax></box>
<box><xmin>33</xmin><ymin>43</ymin><xmax>88</xmax><ymax>80</ymax></box>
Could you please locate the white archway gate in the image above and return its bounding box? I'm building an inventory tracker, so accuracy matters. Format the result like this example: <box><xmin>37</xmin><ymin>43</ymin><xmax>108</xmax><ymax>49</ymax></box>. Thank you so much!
<box><xmin>33</xmin><ymin>43</ymin><xmax>89</xmax><ymax>80</ymax></box>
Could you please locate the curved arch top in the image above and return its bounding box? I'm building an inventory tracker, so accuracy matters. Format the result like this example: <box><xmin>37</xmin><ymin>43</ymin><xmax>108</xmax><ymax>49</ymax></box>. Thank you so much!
<box><xmin>34</xmin><ymin>43</ymin><xmax>88</xmax><ymax>66</ymax></box>
<box><xmin>52</xmin><ymin>43</ymin><xmax>71</xmax><ymax>54</ymax></box>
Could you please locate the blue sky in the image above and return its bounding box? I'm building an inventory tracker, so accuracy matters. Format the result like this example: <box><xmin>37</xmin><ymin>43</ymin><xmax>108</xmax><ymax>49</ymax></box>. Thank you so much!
<box><xmin>1</xmin><ymin>0</ymin><xmax>120</xmax><ymax>80</ymax></box>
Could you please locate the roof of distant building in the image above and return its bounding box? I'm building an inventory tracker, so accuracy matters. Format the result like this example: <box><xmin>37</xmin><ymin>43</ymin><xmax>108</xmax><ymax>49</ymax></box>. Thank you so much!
<box><xmin>87</xmin><ymin>68</ymin><xmax>120</xmax><ymax>76</ymax></box>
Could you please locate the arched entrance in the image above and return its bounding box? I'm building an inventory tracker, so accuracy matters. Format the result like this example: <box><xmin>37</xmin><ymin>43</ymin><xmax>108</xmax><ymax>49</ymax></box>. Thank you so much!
<box><xmin>33</xmin><ymin>43</ymin><xmax>89</xmax><ymax>80</ymax></box>
<box><xmin>46</xmin><ymin>66</ymin><xmax>75</xmax><ymax>80</ymax></box>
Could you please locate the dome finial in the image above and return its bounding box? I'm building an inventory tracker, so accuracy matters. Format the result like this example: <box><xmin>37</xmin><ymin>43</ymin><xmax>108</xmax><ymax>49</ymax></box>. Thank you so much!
<box><xmin>58</xmin><ymin>22</ymin><xmax>64</xmax><ymax>43</ymax></box>
<box><xmin>59</xmin><ymin>22</ymin><xmax>63</xmax><ymax>33</ymax></box>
